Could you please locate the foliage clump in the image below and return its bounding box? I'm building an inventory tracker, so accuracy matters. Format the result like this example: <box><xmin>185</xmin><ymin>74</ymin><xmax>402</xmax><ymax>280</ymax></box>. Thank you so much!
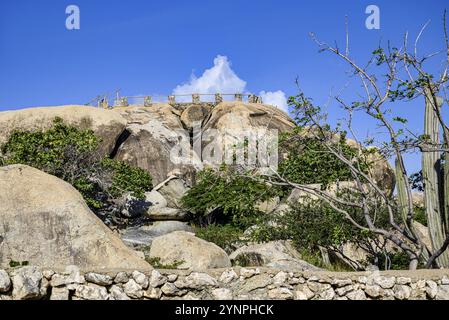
<box><xmin>194</xmin><ymin>224</ymin><xmax>245</xmax><ymax>253</ymax></box>
<box><xmin>278</xmin><ymin>127</ymin><xmax>370</xmax><ymax>188</ymax></box>
<box><xmin>0</xmin><ymin>118</ymin><xmax>152</xmax><ymax>225</ymax></box>
<box><xmin>146</xmin><ymin>257</ymin><xmax>185</xmax><ymax>269</ymax></box>
<box><xmin>182</xmin><ymin>166</ymin><xmax>279</xmax><ymax>228</ymax></box>
<box><xmin>181</xmin><ymin>166</ymin><xmax>279</xmax><ymax>249</ymax></box>
<box><xmin>250</xmin><ymin>196</ymin><xmax>411</xmax><ymax>270</ymax></box>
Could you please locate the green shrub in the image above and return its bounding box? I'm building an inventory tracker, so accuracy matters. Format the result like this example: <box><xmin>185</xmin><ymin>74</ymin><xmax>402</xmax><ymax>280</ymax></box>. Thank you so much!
<box><xmin>181</xmin><ymin>167</ymin><xmax>279</xmax><ymax>228</ymax></box>
<box><xmin>195</xmin><ymin>224</ymin><xmax>245</xmax><ymax>252</ymax></box>
<box><xmin>101</xmin><ymin>158</ymin><xmax>152</xmax><ymax>199</ymax></box>
<box><xmin>369</xmin><ymin>251</ymin><xmax>413</xmax><ymax>270</ymax></box>
<box><xmin>252</xmin><ymin>198</ymin><xmax>371</xmax><ymax>250</ymax></box>
<box><xmin>413</xmin><ymin>206</ymin><xmax>427</xmax><ymax>226</ymax></box>
<box><xmin>146</xmin><ymin>257</ymin><xmax>184</xmax><ymax>269</ymax></box>
<box><xmin>0</xmin><ymin>118</ymin><xmax>152</xmax><ymax>223</ymax></box>
<box><xmin>9</xmin><ymin>260</ymin><xmax>29</xmax><ymax>268</ymax></box>
<box><xmin>1</xmin><ymin>117</ymin><xmax>98</xmax><ymax>172</ymax></box>
<box><xmin>249</xmin><ymin>195</ymin><xmax>403</xmax><ymax>270</ymax></box>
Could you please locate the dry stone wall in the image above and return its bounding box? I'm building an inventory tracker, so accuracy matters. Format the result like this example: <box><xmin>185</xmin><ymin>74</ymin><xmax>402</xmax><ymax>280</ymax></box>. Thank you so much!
<box><xmin>1</xmin><ymin>266</ymin><xmax>449</xmax><ymax>300</ymax></box>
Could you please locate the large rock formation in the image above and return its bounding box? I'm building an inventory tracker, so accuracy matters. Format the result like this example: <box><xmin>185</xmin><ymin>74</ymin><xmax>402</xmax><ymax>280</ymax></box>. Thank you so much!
<box><xmin>0</xmin><ymin>165</ymin><xmax>151</xmax><ymax>270</ymax></box>
<box><xmin>200</xmin><ymin>101</ymin><xmax>295</xmax><ymax>168</ymax></box>
<box><xmin>202</xmin><ymin>101</ymin><xmax>296</xmax><ymax>133</ymax></box>
<box><xmin>0</xmin><ymin>105</ymin><xmax>127</xmax><ymax>156</ymax></box>
<box><xmin>229</xmin><ymin>241</ymin><xmax>322</xmax><ymax>271</ymax></box>
<box><xmin>112</xmin><ymin>104</ymin><xmax>202</xmax><ymax>185</ymax></box>
<box><xmin>149</xmin><ymin>231</ymin><xmax>231</xmax><ymax>270</ymax></box>
<box><xmin>121</xmin><ymin>222</ymin><xmax>194</xmax><ymax>248</ymax></box>
<box><xmin>0</xmin><ymin>103</ymin><xmax>394</xmax><ymax>195</ymax></box>
<box><xmin>143</xmin><ymin>190</ymin><xmax>188</xmax><ymax>220</ymax></box>
<box><xmin>180</xmin><ymin>103</ymin><xmax>213</xmax><ymax>130</ymax></box>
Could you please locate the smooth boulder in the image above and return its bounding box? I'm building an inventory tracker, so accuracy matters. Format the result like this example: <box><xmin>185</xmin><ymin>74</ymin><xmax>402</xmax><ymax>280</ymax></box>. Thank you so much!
<box><xmin>157</xmin><ymin>178</ymin><xmax>190</xmax><ymax>208</ymax></box>
<box><xmin>121</xmin><ymin>222</ymin><xmax>194</xmax><ymax>248</ymax></box>
<box><xmin>0</xmin><ymin>165</ymin><xmax>151</xmax><ymax>270</ymax></box>
<box><xmin>144</xmin><ymin>190</ymin><xmax>188</xmax><ymax>220</ymax></box>
<box><xmin>149</xmin><ymin>231</ymin><xmax>231</xmax><ymax>270</ymax></box>
<box><xmin>201</xmin><ymin>101</ymin><xmax>295</xmax><ymax>168</ymax></box>
<box><xmin>229</xmin><ymin>241</ymin><xmax>321</xmax><ymax>271</ymax></box>
<box><xmin>202</xmin><ymin>101</ymin><xmax>296</xmax><ymax>133</ymax></box>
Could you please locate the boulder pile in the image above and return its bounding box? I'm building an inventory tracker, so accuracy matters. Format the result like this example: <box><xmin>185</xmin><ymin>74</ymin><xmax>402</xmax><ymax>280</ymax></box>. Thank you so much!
<box><xmin>0</xmin><ymin>101</ymin><xmax>399</xmax><ymax>274</ymax></box>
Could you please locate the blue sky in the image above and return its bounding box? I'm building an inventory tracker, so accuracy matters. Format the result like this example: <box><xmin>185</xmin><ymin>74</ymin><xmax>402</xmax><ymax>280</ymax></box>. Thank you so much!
<box><xmin>1</xmin><ymin>0</ymin><xmax>448</xmax><ymax>173</ymax></box>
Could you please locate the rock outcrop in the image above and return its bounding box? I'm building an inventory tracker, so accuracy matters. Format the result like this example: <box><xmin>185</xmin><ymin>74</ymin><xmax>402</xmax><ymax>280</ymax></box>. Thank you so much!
<box><xmin>143</xmin><ymin>190</ymin><xmax>188</xmax><ymax>220</ymax></box>
<box><xmin>149</xmin><ymin>231</ymin><xmax>231</xmax><ymax>270</ymax></box>
<box><xmin>0</xmin><ymin>105</ymin><xmax>127</xmax><ymax>156</ymax></box>
<box><xmin>112</xmin><ymin>104</ymin><xmax>202</xmax><ymax>185</ymax></box>
<box><xmin>157</xmin><ymin>178</ymin><xmax>190</xmax><ymax>208</ymax></box>
<box><xmin>0</xmin><ymin>165</ymin><xmax>151</xmax><ymax>270</ymax></box>
<box><xmin>229</xmin><ymin>241</ymin><xmax>322</xmax><ymax>271</ymax></box>
<box><xmin>121</xmin><ymin>222</ymin><xmax>194</xmax><ymax>248</ymax></box>
<box><xmin>200</xmin><ymin>101</ymin><xmax>295</xmax><ymax>168</ymax></box>
<box><xmin>180</xmin><ymin>103</ymin><xmax>213</xmax><ymax>130</ymax></box>
<box><xmin>202</xmin><ymin>101</ymin><xmax>296</xmax><ymax>133</ymax></box>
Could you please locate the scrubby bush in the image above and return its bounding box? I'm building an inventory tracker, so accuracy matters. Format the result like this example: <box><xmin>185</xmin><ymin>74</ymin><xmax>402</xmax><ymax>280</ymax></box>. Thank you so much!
<box><xmin>195</xmin><ymin>224</ymin><xmax>245</xmax><ymax>253</ymax></box>
<box><xmin>250</xmin><ymin>197</ymin><xmax>371</xmax><ymax>248</ymax></box>
<box><xmin>1</xmin><ymin>117</ymin><xmax>98</xmax><ymax>172</ymax></box>
<box><xmin>248</xmin><ymin>194</ymin><xmax>412</xmax><ymax>270</ymax></box>
<box><xmin>101</xmin><ymin>158</ymin><xmax>152</xmax><ymax>199</ymax></box>
<box><xmin>278</xmin><ymin>127</ymin><xmax>370</xmax><ymax>188</ymax></box>
<box><xmin>413</xmin><ymin>206</ymin><xmax>427</xmax><ymax>226</ymax></box>
<box><xmin>181</xmin><ymin>166</ymin><xmax>280</xmax><ymax>228</ymax></box>
<box><xmin>0</xmin><ymin>117</ymin><xmax>152</xmax><ymax>225</ymax></box>
<box><xmin>368</xmin><ymin>251</ymin><xmax>411</xmax><ymax>270</ymax></box>
<box><xmin>181</xmin><ymin>166</ymin><xmax>280</xmax><ymax>250</ymax></box>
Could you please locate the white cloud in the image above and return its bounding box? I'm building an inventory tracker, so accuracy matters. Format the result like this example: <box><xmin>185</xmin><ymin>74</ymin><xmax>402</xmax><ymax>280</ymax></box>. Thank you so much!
<box><xmin>173</xmin><ymin>55</ymin><xmax>288</xmax><ymax>112</ymax></box>
<box><xmin>173</xmin><ymin>55</ymin><xmax>246</xmax><ymax>101</ymax></box>
<box><xmin>259</xmin><ymin>90</ymin><xmax>289</xmax><ymax>113</ymax></box>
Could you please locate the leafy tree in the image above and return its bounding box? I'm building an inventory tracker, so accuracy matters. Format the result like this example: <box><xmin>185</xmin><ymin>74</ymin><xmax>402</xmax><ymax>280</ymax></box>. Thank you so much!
<box><xmin>252</xmin><ymin>12</ymin><xmax>449</xmax><ymax>269</ymax></box>
<box><xmin>181</xmin><ymin>166</ymin><xmax>281</xmax><ymax>250</ymax></box>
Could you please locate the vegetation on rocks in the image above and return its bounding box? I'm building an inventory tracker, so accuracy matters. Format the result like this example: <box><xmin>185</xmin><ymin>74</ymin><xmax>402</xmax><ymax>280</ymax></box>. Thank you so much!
<box><xmin>195</xmin><ymin>224</ymin><xmax>246</xmax><ymax>253</ymax></box>
<box><xmin>182</xmin><ymin>166</ymin><xmax>279</xmax><ymax>227</ymax></box>
<box><xmin>278</xmin><ymin>128</ymin><xmax>370</xmax><ymax>188</ymax></box>
<box><xmin>181</xmin><ymin>140</ymin><xmax>381</xmax><ymax>268</ymax></box>
<box><xmin>2</xmin><ymin>12</ymin><xmax>449</xmax><ymax>275</ymax></box>
<box><xmin>0</xmin><ymin>118</ymin><xmax>152</xmax><ymax>225</ymax></box>
<box><xmin>145</xmin><ymin>257</ymin><xmax>185</xmax><ymax>269</ymax></box>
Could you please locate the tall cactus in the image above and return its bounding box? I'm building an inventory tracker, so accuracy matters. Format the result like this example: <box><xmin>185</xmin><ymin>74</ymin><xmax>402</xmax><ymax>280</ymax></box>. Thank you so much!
<box><xmin>422</xmin><ymin>90</ymin><xmax>449</xmax><ymax>267</ymax></box>
<box><xmin>395</xmin><ymin>158</ymin><xmax>408</xmax><ymax>227</ymax></box>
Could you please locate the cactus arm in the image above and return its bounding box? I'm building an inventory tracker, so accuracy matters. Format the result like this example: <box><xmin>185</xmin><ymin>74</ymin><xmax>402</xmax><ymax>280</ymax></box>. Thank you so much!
<box><xmin>395</xmin><ymin>158</ymin><xmax>409</xmax><ymax>227</ymax></box>
<box><xmin>422</xmin><ymin>91</ymin><xmax>449</xmax><ymax>267</ymax></box>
